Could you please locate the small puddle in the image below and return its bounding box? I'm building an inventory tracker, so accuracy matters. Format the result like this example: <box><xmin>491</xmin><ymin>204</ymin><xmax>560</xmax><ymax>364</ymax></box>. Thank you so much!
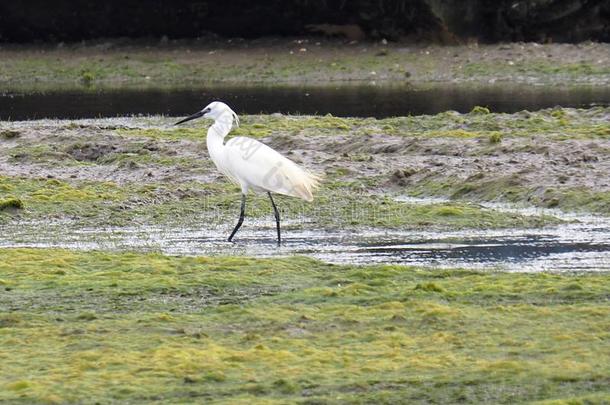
<box><xmin>3</xmin><ymin>83</ymin><xmax>610</xmax><ymax>120</ymax></box>
<box><xmin>1</xmin><ymin>201</ymin><xmax>608</xmax><ymax>272</ymax></box>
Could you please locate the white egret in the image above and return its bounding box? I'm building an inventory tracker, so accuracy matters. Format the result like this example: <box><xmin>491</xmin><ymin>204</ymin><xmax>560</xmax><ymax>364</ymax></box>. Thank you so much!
<box><xmin>175</xmin><ymin>101</ymin><xmax>320</xmax><ymax>245</ymax></box>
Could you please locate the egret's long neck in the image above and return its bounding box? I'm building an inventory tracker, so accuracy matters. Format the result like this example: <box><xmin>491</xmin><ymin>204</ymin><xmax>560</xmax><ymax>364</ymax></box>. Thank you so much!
<box><xmin>209</xmin><ymin>112</ymin><xmax>234</xmax><ymax>142</ymax></box>
<box><xmin>206</xmin><ymin>112</ymin><xmax>234</xmax><ymax>159</ymax></box>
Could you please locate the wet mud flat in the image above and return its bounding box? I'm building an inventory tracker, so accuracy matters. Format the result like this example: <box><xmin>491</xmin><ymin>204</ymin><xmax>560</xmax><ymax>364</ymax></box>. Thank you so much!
<box><xmin>1</xmin><ymin>107</ymin><xmax>609</xmax><ymax>271</ymax></box>
<box><xmin>2</xmin><ymin>209</ymin><xmax>608</xmax><ymax>272</ymax></box>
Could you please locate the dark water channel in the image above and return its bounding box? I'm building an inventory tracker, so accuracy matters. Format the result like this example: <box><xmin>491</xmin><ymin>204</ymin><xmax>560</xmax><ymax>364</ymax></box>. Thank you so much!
<box><xmin>2</xmin><ymin>84</ymin><xmax>610</xmax><ymax>120</ymax></box>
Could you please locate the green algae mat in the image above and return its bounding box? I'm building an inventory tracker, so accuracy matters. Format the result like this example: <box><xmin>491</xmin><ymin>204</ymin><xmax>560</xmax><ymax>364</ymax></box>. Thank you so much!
<box><xmin>1</xmin><ymin>248</ymin><xmax>609</xmax><ymax>404</ymax></box>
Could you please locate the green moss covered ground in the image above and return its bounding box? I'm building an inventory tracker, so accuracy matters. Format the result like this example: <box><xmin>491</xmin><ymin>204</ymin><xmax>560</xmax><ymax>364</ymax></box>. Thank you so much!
<box><xmin>2</xmin><ymin>108</ymin><xmax>608</xmax><ymax>226</ymax></box>
<box><xmin>0</xmin><ymin>174</ymin><xmax>557</xmax><ymax>230</ymax></box>
<box><xmin>1</xmin><ymin>249</ymin><xmax>609</xmax><ymax>404</ymax></box>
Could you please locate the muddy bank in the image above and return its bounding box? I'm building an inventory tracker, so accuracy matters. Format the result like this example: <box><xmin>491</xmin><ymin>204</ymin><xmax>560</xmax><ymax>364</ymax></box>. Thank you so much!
<box><xmin>1</xmin><ymin>107</ymin><xmax>608</xmax><ymax>217</ymax></box>
<box><xmin>1</xmin><ymin>40</ymin><xmax>610</xmax><ymax>90</ymax></box>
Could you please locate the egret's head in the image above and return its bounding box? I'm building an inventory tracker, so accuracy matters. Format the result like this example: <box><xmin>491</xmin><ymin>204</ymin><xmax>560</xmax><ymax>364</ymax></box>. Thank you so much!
<box><xmin>174</xmin><ymin>101</ymin><xmax>239</xmax><ymax>126</ymax></box>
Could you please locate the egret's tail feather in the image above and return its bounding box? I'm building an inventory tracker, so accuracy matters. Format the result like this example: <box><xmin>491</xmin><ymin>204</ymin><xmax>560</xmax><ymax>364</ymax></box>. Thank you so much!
<box><xmin>292</xmin><ymin>170</ymin><xmax>322</xmax><ymax>202</ymax></box>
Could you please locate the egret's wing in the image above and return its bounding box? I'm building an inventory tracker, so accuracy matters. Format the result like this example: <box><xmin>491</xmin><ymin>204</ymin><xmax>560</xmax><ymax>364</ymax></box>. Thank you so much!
<box><xmin>224</xmin><ymin>137</ymin><xmax>320</xmax><ymax>201</ymax></box>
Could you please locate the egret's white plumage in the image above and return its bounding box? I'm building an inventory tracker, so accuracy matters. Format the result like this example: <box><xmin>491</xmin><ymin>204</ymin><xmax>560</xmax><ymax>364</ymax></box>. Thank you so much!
<box><xmin>175</xmin><ymin>101</ymin><xmax>320</xmax><ymax>244</ymax></box>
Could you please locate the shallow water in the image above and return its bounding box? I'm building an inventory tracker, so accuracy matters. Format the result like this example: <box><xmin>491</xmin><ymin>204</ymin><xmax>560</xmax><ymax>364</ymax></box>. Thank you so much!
<box><xmin>2</xmin><ymin>83</ymin><xmax>610</xmax><ymax>120</ymax></box>
<box><xmin>2</xmin><ymin>204</ymin><xmax>608</xmax><ymax>272</ymax></box>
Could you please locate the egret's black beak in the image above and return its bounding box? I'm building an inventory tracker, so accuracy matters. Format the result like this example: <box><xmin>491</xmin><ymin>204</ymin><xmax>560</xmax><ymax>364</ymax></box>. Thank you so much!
<box><xmin>174</xmin><ymin>110</ymin><xmax>205</xmax><ymax>125</ymax></box>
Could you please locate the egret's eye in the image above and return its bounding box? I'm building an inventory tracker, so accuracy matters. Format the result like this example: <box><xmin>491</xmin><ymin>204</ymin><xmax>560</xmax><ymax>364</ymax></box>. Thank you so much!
<box><xmin>203</xmin><ymin>107</ymin><xmax>211</xmax><ymax>114</ymax></box>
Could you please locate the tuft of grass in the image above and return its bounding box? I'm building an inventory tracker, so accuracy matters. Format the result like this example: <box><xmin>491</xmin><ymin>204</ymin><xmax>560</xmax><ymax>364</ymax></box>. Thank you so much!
<box><xmin>462</xmin><ymin>60</ymin><xmax>610</xmax><ymax>80</ymax></box>
<box><xmin>413</xmin><ymin>177</ymin><xmax>610</xmax><ymax>215</ymax></box>
<box><xmin>0</xmin><ymin>130</ymin><xmax>20</xmax><ymax>139</ymax></box>
<box><xmin>470</xmin><ymin>106</ymin><xmax>491</xmax><ymax>115</ymax></box>
<box><xmin>79</xmin><ymin>70</ymin><xmax>96</xmax><ymax>85</ymax></box>
<box><xmin>117</xmin><ymin>127</ymin><xmax>203</xmax><ymax>141</ymax></box>
<box><xmin>432</xmin><ymin>205</ymin><xmax>464</xmax><ymax>216</ymax></box>
<box><xmin>0</xmin><ymin>197</ymin><xmax>24</xmax><ymax>211</ymax></box>
<box><xmin>427</xmin><ymin>129</ymin><xmax>479</xmax><ymax>138</ymax></box>
<box><xmin>488</xmin><ymin>131</ymin><xmax>502</xmax><ymax>144</ymax></box>
<box><xmin>414</xmin><ymin>282</ymin><xmax>444</xmax><ymax>292</ymax></box>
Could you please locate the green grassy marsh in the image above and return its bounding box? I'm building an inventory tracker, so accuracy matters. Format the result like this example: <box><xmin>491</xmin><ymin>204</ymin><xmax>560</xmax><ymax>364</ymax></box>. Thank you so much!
<box><xmin>1</xmin><ymin>42</ymin><xmax>609</xmax><ymax>90</ymax></box>
<box><xmin>123</xmin><ymin>106</ymin><xmax>610</xmax><ymax>141</ymax></box>
<box><xmin>0</xmin><ymin>175</ymin><xmax>557</xmax><ymax>230</ymax></box>
<box><xmin>1</xmin><ymin>248</ymin><xmax>609</xmax><ymax>404</ymax></box>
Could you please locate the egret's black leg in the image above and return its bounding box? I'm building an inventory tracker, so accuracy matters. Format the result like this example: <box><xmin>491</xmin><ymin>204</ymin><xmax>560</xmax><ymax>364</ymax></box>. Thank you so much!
<box><xmin>228</xmin><ymin>194</ymin><xmax>247</xmax><ymax>242</ymax></box>
<box><xmin>268</xmin><ymin>192</ymin><xmax>281</xmax><ymax>246</ymax></box>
